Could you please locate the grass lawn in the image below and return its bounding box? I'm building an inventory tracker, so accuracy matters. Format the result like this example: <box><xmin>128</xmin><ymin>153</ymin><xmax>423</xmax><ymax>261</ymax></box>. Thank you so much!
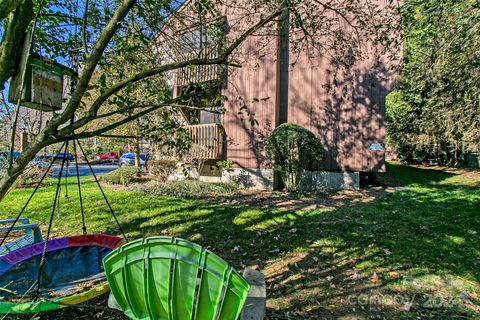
<box><xmin>1</xmin><ymin>161</ymin><xmax>479</xmax><ymax>319</ymax></box>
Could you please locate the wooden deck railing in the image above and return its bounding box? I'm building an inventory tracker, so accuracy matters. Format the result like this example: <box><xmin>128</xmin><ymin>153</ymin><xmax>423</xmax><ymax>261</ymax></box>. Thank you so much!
<box><xmin>186</xmin><ymin>123</ymin><xmax>224</xmax><ymax>160</ymax></box>
<box><xmin>175</xmin><ymin>50</ymin><xmax>223</xmax><ymax>86</ymax></box>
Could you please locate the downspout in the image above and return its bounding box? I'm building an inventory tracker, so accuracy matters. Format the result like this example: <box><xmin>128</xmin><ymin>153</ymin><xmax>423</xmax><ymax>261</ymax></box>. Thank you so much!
<box><xmin>275</xmin><ymin>4</ymin><xmax>289</xmax><ymax>127</ymax></box>
<box><xmin>274</xmin><ymin>3</ymin><xmax>289</xmax><ymax>189</ymax></box>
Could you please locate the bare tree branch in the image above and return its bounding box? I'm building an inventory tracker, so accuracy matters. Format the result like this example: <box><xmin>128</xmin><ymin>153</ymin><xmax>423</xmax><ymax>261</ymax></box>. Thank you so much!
<box><xmin>47</xmin><ymin>0</ymin><xmax>138</xmax><ymax>132</ymax></box>
<box><xmin>57</xmin><ymin>9</ymin><xmax>284</xmax><ymax>137</ymax></box>
<box><xmin>82</xmin><ymin>0</ymin><xmax>90</xmax><ymax>59</ymax></box>
<box><xmin>312</xmin><ymin>0</ymin><xmax>358</xmax><ymax>31</ymax></box>
<box><xmin>65</xmin><ymin>104</ymin><xmax>161</xmax><ymax>140</ymax></box>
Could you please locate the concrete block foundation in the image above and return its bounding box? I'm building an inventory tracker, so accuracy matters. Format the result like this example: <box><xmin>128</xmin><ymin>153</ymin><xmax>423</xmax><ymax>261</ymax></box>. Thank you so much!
<box><xmin>222</xmin><ymin>168</ymin><xmax>274</xmax><ymax>190</ymax></box>
<box><xmin>300</xmin><ymin>171</ymin><xmax>360</xmax><ymax>190</ymax></box>
<box><xmin>198</xmin><ymin>168</ymin><xmax>359</xmax><ymax>190</ymax></box>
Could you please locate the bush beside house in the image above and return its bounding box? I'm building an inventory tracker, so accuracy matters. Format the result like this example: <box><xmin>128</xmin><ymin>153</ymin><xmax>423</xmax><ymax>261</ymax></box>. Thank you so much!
<box><xmin>266</xmin><ymin>123</ymin><xmax>323</xmax><ymax>192</ymax></box>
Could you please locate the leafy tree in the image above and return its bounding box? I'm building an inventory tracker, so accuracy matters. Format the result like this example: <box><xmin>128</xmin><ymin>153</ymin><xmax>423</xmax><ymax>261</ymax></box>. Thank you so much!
<box><xmin>0</xmin><ymin>0</ymin><xmax>400</xmax><ymax>200</ymax></box>
<box><xmin>387</xmin><ymin>0</ymin><xmax>480</xmax><ymax>165</ymax></box>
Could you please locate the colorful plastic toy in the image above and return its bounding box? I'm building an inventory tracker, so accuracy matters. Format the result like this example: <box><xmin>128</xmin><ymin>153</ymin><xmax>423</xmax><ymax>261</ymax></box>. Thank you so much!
<box><xmin>104</xmin><ymin>237</ymin><xmax>252</xmax><ymax>320</ymax></box>
<box><xmin>0</xmin><ymin>234</ymin><xmax>123</xmax><ymax>314</ymax></box>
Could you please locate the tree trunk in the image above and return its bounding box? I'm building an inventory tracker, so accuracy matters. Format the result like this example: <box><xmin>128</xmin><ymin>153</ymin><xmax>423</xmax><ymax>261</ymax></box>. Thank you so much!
<box><xmin>0</xmin><ymin>0</ymin><xmax>138</xmax><ymax>201</ymax></box>
<box><xmin>134</xmin><ymin>138</ymin><xmax>141</xmax><ymax>168</ymax></box>
<box><xmin>0</xmin><ymin>138</ymin><xmax>45</xmax><ymax>200</ymax></box>
<box><xmin>0</xmin><ymin>0</ymin><xmax>33</xmax><ymax>89</ymax></box>
<box><xmin>0</xmin><ymin>0</ymin><xmax>24</xmax><ymax>21</ymax></box>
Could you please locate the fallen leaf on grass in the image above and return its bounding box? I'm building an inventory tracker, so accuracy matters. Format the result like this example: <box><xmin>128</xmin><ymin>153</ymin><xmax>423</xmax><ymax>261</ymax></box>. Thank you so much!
<box><xmin>350</xmin><ymin>272</ymin><xmax>362</xmax><ymax>281</ymax></box>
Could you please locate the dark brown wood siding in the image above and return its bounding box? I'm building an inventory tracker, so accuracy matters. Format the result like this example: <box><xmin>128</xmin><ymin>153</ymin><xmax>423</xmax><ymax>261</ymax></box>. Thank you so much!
<box><xmin>221</xmin><ymin>36</ymin><xmax>277</xmax><ymax>169</ymax></box>
<box><xmin>286</xmin><ymin>48</ymin><xmax>392</xmax><ymax>172</ymax></box>
<box><xmin>220</xmin><ymin>7</ymin><xmax>397</xmax><ymax>172</ymax></box>
<box><xmin>164</xmin><ymin>0</ymin><xmax>399</xmax><ymax>172</ymax></box>
<box><xmin>222</xmin><ymin>46</ymin><xmax>394</xmax><ymax>172</ymax></box>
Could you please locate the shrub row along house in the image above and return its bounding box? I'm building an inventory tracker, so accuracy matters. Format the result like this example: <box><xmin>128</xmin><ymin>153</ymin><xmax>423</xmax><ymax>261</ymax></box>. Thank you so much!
<box><xmin>155</xmin><ymin>0</ymin><xmax>400</xmax><ymax>190</ymax></box>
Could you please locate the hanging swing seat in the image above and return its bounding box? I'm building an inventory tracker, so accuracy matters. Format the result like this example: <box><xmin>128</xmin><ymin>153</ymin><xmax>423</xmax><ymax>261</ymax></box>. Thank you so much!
<box><xmin>0</xmin><ymin>234</ymin><xmax>123</xmax><ymax>314</ymax></box>
<box><xmin>0</xmin><ymin>218</ymin><xmax>43</xmax><ymax>257</ymax></box>
<box><xmin>104</xmin><ymin>237</ymin><xmax>266</xmax><ymax>320</ymax></box>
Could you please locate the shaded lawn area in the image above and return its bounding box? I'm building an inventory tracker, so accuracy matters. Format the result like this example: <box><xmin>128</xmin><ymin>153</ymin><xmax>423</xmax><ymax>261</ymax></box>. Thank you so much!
<box><xmin>0</xmin><ymin>162</ymin><xmax>479</xmax><ymax>319</ymax></box>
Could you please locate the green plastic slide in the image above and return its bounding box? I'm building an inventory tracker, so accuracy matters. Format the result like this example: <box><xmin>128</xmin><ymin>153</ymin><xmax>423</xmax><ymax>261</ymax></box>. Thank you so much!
<box><xmin>103</xmin><ymin>237</ymin><xmax>250</xmax><ymax>320</ymax></box>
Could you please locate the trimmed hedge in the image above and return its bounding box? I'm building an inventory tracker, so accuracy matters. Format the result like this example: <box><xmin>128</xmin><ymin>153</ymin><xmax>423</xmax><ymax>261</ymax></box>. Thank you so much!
<box><xmin>266</xmin><ymin>123</ymin><xmax>323</xmax><ymax>192</ymax></box>
<box><xmin>101</xmin><ymin>166</ymin><xmax>141</xmax><ymax>185</ymax></box>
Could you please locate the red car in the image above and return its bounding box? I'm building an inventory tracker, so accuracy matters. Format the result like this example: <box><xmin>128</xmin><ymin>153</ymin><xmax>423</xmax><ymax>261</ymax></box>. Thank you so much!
<box><xmin>94</xmin><ymin>152</ymin><xmax>118</xmax><ymax>160</ymax></box>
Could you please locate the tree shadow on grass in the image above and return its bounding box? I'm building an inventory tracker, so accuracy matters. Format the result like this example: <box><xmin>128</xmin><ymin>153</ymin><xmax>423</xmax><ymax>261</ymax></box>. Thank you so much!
<box><xmin>376</xmin><ymin>162</ymin><xmax>480</xmax><ymax>190</ymax></box>
<box><xmin>111</xmin><ymin>173</ymin><xmax>479</xmax><ymax>319</ymax></box>
<box><xmin>5</xmin><ymin>165</ymin><xmax>480</xmax><ymax>319</ymax></box>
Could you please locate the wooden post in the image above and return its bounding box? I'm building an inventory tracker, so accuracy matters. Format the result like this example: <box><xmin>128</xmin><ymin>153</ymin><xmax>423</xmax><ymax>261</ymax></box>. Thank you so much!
<box><xmin>134</xmin><ymin>138</ymin><xmax>141</xmax><ymax>167</ymax></box>
<box><xmin>20</xmin><ymin>131</ymin><xmax>29</xmax><ymax>152</ymax></box>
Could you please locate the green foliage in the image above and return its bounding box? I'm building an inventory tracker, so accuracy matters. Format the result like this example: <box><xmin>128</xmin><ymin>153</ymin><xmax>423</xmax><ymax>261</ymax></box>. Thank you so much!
<box><xmin>215</xmin><ymin>160</ymin><xmax>233</xmax><ymax>170</ymax></box>
<box><xmin>266</xmin><ymin>123</ymin><xmax>323</xmax><ymax>192</ymax></box>
<box><xmin>211</xmin><ymin>160</ymin><xmax>234</xmax><ymax>174</ymax></box>
<box><xmin>138</xmin><ymin>179</ymin><xmax>238</xmax><ymax>198</ymax></box>
<box><xmin>81</xmin><ymin>144</ymin><xmax>103</xmax><ymax>160</ymax></box>
<box><xmin>148</xmin><ymin>160</ymin><xmax>177</xmax><ymax>182</ymax></box>
<box><xmin>388</xmin><ymin>0</ymin><xmax>480</xmax><ymax>166</ymax></box>
<box><xmin>101</xmin><ymin>166</ymin><xmax>140</xmax><ymax>186</ymax></box>
<box><xmin>15</xmin><ymin>166</ymin><xmax>53</xmax><ymax>187</ymax></box>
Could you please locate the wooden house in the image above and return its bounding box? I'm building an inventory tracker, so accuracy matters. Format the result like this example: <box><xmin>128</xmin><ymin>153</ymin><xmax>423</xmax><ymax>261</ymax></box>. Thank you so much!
<box><xmin>156</xmin><ymin>0</ymin><xmax>400</xmax><ymax>189</ymax></box>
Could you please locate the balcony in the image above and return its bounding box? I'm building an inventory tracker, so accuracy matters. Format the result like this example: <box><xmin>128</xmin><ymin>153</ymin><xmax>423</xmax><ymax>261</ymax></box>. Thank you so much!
<box><xmin>175</xmin><ymin>50</ymin><xmax>223</xmax><ymax>87</ymax></box>
<box><xmin>186</xmin><ymin>123</ymin><xmax>225</xmax><ymax>160</ymax></box>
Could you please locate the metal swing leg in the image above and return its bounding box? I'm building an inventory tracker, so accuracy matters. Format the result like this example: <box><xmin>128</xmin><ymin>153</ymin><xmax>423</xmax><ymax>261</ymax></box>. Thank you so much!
<box><xmin>76</xmin><ymin>140</ymin><xmax>128</xmax><ymax>242</ymax></box>
<box><xmin>34</xmin><ymin>141</ymin><xmax>70</xmax><ymax>300</ymax></box>
<box><xmin>73</xmin><ymin>140</ymin><xmax>87</xmax><ymax>235</ymax></box>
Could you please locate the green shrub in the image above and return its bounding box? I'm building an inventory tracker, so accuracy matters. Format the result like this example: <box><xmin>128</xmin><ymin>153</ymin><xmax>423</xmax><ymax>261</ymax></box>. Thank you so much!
<box><xmin>81</xmin><ymin>145</ymin><xmax>103</xmax><ymax>161</ymax></box>
<box><xmin>101</xmin><ymin>166</ymin><xmax>140</xmax><ymax>186</ymax></box>
<box><xmin>211</xmin><ymin>160</ymin><xmax>234</xmax><ymax>175</ymax></box>
<box><xmin>266</xmin><ymin>123</ymin><xmax>323</xmax><ymax>192</ymax></box>
<box><xmin>137</xmin><ymin>180</ymin><xmax>238</xmax><ymax>198</ymax></box>
<box><xmin>16</xmin><ymin>166</ymin><xmax>54</xmax><ymax>188</ymax></box>
<box><xmin>148</xmin><ymin>160</ymin><xmax>177</xmax><ymax>182</ymax></box>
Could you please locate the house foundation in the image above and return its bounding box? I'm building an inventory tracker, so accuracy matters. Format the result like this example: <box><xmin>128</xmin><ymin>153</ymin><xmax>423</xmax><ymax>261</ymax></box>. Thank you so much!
<box><xmin>198</xmin><ymin>168</ymin><xmax>360</xmax><ymax>191</ymax></box>
<box><xmin>300</xmin><ymin>171</ymin><xmax>360</xmax><ymax>190</ymax></box>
